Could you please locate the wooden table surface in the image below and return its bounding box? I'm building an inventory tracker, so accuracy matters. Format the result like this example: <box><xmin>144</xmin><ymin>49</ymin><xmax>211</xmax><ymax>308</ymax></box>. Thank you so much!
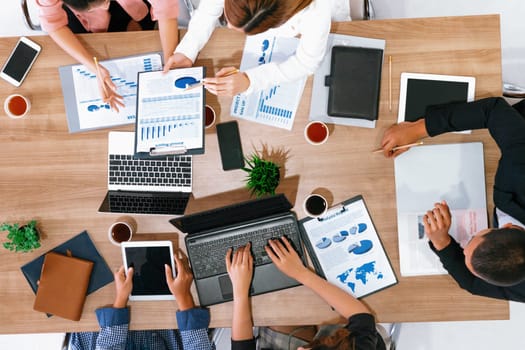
<box><xmin>0</xmin><ymin>14</ymin><xmax>507</xmax><ymax>334</ymax></box>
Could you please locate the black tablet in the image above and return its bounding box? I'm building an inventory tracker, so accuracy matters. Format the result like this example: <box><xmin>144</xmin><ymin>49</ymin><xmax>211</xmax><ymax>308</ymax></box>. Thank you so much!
<box><xmin>398</xmin><ymin>72</ymin><xmax>475</xmax><ymax>123</ymax></box>
<box><xmin>121</xmin><ymin>241</ymin><xmax>175</xmax><ymax>300</ymax></box>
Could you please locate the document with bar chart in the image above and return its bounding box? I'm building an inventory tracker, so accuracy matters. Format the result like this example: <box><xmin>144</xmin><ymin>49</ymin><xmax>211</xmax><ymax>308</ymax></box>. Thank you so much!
<box><xmin>134</xmin><ymin>67</ymin><xmax>205</xmax><ymax>156</ymax></box>
<box><xmin>59</xmin><ymin>53</ymin><xmax>162</xmax><ymax>133</ymax></box>
<box><xmin>231</xmin><ymin>33</ymin><xmax>306</xmax><ymax>130</ymax></box>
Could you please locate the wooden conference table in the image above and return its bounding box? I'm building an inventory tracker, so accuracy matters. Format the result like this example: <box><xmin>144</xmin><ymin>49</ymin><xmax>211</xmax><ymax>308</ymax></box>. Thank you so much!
<box><xmin>0</xmin><ymin>15</ymin><xmax>507</xmax><ymax>333</ymax></box>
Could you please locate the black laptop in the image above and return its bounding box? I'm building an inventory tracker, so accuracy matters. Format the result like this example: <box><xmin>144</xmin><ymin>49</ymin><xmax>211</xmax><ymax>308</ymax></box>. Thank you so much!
<box><xmin>170</xmin><ymin>194</ymin><xmax>305</xmax><ymax>306</ymax></box>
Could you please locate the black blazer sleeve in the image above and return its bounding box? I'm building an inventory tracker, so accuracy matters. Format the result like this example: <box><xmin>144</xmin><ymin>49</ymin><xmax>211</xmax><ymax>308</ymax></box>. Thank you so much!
<box><xmin>424</xmin><ymin>97</ymin><xmax>525</xmax><ymax>224</ymax></box>
<box><xmin>424</xmin><ymin>97</ymin><xmax>525</xmax><ymax>149</ymax></box>
<box><xmin>429</xmin><ymin>239</ymin><xmax>525</xmax><ymax>302</ymax></box>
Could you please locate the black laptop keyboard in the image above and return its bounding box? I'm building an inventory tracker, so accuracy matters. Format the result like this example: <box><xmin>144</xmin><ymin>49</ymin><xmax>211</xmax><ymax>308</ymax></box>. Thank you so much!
<box><xmin>188</xmin><ymin>220</ymin><xmax>301</xmax><ymax>280</ymax></box>
<box><xmin>107</xmin><ymin>192</ymin><xmax>189</xmax><ymax>215</ymax></box>
<box><xmin>108</xmin><ymin>154</ymin><xmax>192</xmax><ymax>188</ymax></box>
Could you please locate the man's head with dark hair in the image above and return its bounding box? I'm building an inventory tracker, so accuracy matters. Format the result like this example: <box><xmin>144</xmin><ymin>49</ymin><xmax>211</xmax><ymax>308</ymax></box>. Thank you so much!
<box><xmin>464</xmin><ymin>225</ymin><xmax>525</xmax><ymax>286</ymax></box>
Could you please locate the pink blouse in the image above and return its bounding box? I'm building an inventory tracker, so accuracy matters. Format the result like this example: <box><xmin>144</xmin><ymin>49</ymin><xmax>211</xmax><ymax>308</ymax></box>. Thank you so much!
<box><xmin>36</xmin><ymin>0</ymin><xmax>178</xmax><ymax>33</ymax></box>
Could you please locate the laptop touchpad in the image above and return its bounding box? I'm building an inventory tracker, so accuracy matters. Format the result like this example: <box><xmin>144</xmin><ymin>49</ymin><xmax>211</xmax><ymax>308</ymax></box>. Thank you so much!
<box><xmin>218</xmin><ymin>275</ymin><xmax>233</xmax><ymax>300</ymax></box>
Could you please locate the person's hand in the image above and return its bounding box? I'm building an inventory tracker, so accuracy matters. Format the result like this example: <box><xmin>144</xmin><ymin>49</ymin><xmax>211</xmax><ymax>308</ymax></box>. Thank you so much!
<box><xmin>163</xmin><ymin>52</ymin><xmax>193</xmax><ymax>73</ymax></box>
<box><xmin>114</xmin><ymin>266</ymin><xmax>133</xmax><ymax>308</ymax></box>
<box><xmin>265</xmin><ymin>237</ymin><xmax>307</xmax><ymax>281</ymax></box>
<box><xmin>97</xmin><ymin>64</ymin><xmax>124</xmax><ymax>112</ymax></box>
<box><xmin>165</xmin><ymin>249</ymin><xmax>195</xmax><ymax>310</ymax></box>
<box><xmin>380</xmin><ymin>119</ymin><xmax>427</xmax><ymax>158</ymax></box>
<box><xmin>204</xmin><ymin>67</ymin><xmax>250</xmax><ymax>96</ymax></box>
<box><xmin>424</xmin><ymin>200</ymin><xmax>452</xmax><ymax>250</ymax></box>
<box><xmin>225</xmin><ymin>243</ymin><xmax>254</xmax><ymax>296</ymax></box>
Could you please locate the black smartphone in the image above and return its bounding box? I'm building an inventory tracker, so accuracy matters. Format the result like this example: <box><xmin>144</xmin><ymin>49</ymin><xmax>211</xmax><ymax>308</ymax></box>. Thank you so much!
<box><xmin>0</xmin><ymin>37</ymin><xmax>41</xmax><ymax>87</ymax></box>
<box><xmin>216</xmin><ymin>121</ymin><xmax>245</xmax><ymax>170</ymax></box>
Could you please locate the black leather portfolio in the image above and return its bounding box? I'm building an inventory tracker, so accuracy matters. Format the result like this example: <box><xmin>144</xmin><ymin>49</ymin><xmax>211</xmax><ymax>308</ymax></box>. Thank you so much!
<box><xmin>324</xmin><ymin>46</ymin><xmax>383</xmax><ymax>120</ymax></box>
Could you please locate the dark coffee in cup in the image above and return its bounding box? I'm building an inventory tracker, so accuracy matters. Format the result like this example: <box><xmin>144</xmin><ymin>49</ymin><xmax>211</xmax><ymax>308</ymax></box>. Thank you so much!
<box><xmin>304</xmin><ymin>194</ymin><xmax>328</xmax><ymax>217</ymax></box>
<box><xmin>111</xmin><ymin>223</ymin><xmax>131</xmax><ymax>243</ymax></box>
<box><xmin>205</xmin><ymin>105</ymin><xmax>216</xmax><ymax>128</ymax></box>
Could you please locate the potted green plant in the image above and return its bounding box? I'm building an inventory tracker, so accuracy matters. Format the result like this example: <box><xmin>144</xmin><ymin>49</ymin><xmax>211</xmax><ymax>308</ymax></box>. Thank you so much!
<box><xmin>1</xmin><ymin>220</ymin><xmax>41</xmax><ymax>252</ymax></box>
<box><xmin>243</xmin><ymin>153</ymin><xmax>281</xmax><ymax>198</ymax></box>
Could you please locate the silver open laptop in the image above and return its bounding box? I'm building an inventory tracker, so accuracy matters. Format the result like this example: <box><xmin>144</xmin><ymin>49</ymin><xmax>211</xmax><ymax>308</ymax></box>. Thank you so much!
<box><xmin>98</xmin><ymin>131</ymin><xmax>192</xmax><ymax>215</ymax></box>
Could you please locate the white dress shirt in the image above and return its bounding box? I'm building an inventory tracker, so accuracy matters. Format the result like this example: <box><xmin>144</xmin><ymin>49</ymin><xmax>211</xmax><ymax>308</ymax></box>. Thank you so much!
<box><xmin>175</xmin><ymin>0</ymin><xmax>340</xmax><ymax>93</ymax></box>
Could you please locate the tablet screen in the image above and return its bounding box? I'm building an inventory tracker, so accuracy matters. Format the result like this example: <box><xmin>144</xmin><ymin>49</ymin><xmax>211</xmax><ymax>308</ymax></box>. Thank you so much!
<box><xmin>123</xmin><ymin>244</ymin><xmax>173</xmax><ymax>298</ymax></box>
<box><xmin>404</xmin><ymin>79</ymin><xmax>469</xmax><ymax>122</ymax></box>
<box><xmin>397</xmin><ymin>73</ymin><xmax>475</xmax><ymax>125</ymax></box>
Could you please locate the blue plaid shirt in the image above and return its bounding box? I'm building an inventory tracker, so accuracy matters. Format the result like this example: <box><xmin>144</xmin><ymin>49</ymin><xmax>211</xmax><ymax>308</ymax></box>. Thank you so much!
<box><xmin>70</xmin><ymin>307</ymin><xmax>215</xmax><ymax>350</ymax></box>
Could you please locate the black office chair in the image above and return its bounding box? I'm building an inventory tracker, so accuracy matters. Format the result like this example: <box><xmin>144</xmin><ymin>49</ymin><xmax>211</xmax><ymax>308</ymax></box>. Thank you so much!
<box><xmin>21</xmin><ymin>0</ymin><xmax>41</xmax><ymax>31</ymax></box>
<box><xmin>503</xmin><ymin>82</ymin><xmax>525</xmax><ymax>98</ymax></box>
<box><xmin>351</xmin><ymin>0</ymin><xmax>374</xmax><ymax>20</ymax></box>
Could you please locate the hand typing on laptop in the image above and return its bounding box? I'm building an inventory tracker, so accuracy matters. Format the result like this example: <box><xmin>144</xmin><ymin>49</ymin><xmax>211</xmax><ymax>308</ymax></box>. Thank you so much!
<box><xmin>227</xmin><ymin>237</ymin><xmax>384</xmax><ymax>349</ymax></box>
<box><xmin>226</xmin><ymin>243</ymin><xmax>255</xmax><ymax>343</ymax></box>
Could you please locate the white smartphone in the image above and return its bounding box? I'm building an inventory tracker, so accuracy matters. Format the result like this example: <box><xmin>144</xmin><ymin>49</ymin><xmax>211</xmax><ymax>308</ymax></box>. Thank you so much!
<box><xmin>0</xmin><ymin>37</ymin><xmax>42</xmax><ymax>87</ymax></box>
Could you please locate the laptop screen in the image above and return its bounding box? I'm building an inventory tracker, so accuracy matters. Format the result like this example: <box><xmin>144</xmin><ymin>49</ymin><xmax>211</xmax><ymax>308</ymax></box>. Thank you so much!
<box><xmin>170</xmin><ymin>194</ymin><xmax>293</xmax><ymax>234</ymax></box>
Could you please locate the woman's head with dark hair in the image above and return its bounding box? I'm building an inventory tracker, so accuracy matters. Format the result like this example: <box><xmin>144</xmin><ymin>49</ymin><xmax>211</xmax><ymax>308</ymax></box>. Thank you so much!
<box><xmin>298</xmin><ymin>328</ymin><xmax>355</xmax><ymax>350</ymax></box>
<box><xmin>464</xmin><ymin>225</ymin><xmax>525</xmax><ymax>286</ymax></box>
<box><xmin>223</xmin><ymin>0</ymin><xmax>313</xmax><ymax>35</ymax></box>
<box><xmin>63</xmin><ymin>0</ymin><xmax>108</xmax><ymax>11</ymax></box>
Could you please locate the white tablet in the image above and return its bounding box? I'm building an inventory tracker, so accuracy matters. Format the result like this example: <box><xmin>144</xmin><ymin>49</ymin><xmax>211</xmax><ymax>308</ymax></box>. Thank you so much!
<box><xmin>121</xmin><ymin>241</ymin><xmax>176</xmax><ymax>301</ymax></box>
<box><xmin>397</xmin><ymin>72</ymin><xmax>475</xmax><ymax>124</ymax></box>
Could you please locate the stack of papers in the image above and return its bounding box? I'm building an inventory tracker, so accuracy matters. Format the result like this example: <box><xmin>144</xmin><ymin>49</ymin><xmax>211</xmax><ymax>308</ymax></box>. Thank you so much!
<box><xmin>231</xmin><ymin>33</ymin><xmax>306</xmax><ymax>130</ymax></box>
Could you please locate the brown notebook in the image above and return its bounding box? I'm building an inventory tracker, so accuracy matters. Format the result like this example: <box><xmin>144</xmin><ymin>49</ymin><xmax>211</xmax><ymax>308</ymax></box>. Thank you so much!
<box><xmin>33</xmin><ymin>251</ymin><xmax>94</xmax><ymax>321</ymax></box>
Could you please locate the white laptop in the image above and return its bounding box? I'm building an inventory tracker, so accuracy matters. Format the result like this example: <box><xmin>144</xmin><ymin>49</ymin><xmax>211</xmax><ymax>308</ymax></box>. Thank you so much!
<box><xmin>98</xmin><ymin>131</ymin><xmax>192</xmax><ymax>215</ymax></box>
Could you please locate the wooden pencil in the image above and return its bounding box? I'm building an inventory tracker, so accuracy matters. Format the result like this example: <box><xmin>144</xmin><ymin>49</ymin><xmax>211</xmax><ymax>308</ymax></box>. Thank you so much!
<box><xmin>389</xmin><ymin>55</ymin><xmax>392</xmax><ymax>112</ymax></box>
<box><xmin>373</xmin><ymin>141</ymin><xmax>424</xmax><ymax>153</ymax></box>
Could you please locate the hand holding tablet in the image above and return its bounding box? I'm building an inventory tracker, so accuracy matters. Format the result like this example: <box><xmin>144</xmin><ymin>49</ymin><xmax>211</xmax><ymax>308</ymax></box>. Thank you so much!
<box><xmin>121</xmin><ymin>241</ymin><xmax>176</xmax><ymax>301</ymax></box>
<box><xmin>165</xmin><ymin>250</ymin><xmax>195</xmax><ymax>310</ymax></box>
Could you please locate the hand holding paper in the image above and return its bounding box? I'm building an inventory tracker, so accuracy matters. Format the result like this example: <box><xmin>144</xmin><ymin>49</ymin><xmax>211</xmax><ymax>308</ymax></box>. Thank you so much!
<box><xmin>163</xmin><ymin>52</ymin><xmax>193</xmax><ymax>73</ymax></box>
<box><xmin>423</xmin><ymin>201</ymin><xmax>453</xmax><ymax>251</ymax></box>
<box><xmin>94</xmin><ymin>60</ymin><xmax>124</xmax><ymax>112</ymax></box>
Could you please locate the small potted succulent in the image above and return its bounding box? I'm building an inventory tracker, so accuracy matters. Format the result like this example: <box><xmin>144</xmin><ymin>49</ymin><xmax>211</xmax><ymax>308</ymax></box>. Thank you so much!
<box><xmin>242</xmin><ymin>153</ymin><xmax>281</xmax><ymax>198</ymax></box>
<box><xmin>1</xmin><ymin>220</ymin><xmax>41</xmax><ymax>252</ymax></box>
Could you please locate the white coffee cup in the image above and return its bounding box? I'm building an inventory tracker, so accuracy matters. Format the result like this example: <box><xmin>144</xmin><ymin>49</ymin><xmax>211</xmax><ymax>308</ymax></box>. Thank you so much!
<box><xmin>304</xmin><ymin>121</ymin><xmax>329</xmax><ymax>145</ymax></box>
<box><xmin>4</xmin><ymin>94</ymin><xmax>31</xmax><ymax>119</ymax></box>
<box><xmin>108</xmin><ymin>216</ymin><xmax>137</xmax><ymax>246</ymax></box>
<box><xmin>303</xmin><ymin>193</ymin><xmax>328</xmax><ymax>218</ymax></box>
<box><xmin>205</xmin><ymin>104</ymin><xmax>216</xmax><ymax>128</ymax></box>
